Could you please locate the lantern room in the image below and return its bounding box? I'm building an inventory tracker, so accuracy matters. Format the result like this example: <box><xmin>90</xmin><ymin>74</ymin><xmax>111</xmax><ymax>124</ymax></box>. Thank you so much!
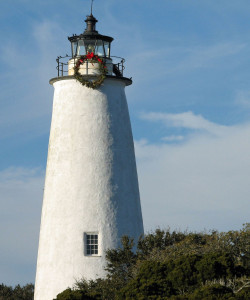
<box><xmin>68</xmin><ymin>14</ymin><xmax>113</xmax><ymax>58</ymax></box>
<box><xmin>54</xmin><ymin>12</ymin><xmax>130</xmax><ymax>82</ymax></box>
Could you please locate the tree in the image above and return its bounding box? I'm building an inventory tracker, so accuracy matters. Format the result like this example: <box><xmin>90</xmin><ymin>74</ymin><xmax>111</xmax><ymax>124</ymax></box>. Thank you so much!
<box><xmin>0</xmin><ymin>284</ymin><xmax>13</xmax><ymax>300</ymax></box>
<box><xmin>105</xmin><ymin>236</ymin><xmax>136</xmax><ymax>286</ymax></box>
<box><xmin>119</xmin><ymin>260</ymin><xmax>175</xmax><ymax>299</ymax></box>
<box><xmin>0</xmin><ymin>283</ymin><xmax>34</xmax><ymax>300</ymax></box>
<box><xmin>53</xmin><ymin>288</ymin><xmax>94</xmax><ymax>300</ymax></box>
<box><xmin>188</xmin><ymin>284</ymin><xmax>234</xmax><ymax>300</ymax></box>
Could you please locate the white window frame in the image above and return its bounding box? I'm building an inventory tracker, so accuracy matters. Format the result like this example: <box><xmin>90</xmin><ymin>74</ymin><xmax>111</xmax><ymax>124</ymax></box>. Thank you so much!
<box><xmin>84</xmin><ymin>232</ymin><xmax>100</xmax><ymax>256</ymax></box>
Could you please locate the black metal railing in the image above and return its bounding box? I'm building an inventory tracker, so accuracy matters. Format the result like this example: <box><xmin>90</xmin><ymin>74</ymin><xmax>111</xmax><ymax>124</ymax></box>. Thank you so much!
<box><xmin>56</xmin><ymin>55</ymin><xmax>70</xmax><ymax>77</ymax></box>
<box><xmin>111</xmin><ymin>56</ymin><xmax>125</xmax><ymax>77</ymax></box>
<box><xmin>56</xmin><ymin>55</ymin><xmax>125</xmax><ymax>78</ymax></box>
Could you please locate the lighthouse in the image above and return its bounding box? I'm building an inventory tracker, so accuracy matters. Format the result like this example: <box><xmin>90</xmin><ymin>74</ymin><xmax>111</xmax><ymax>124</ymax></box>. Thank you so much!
<box><xmin>34</xmin><ymin>9</ymin><xmax>144</xmax><ymax>300</ymax></box>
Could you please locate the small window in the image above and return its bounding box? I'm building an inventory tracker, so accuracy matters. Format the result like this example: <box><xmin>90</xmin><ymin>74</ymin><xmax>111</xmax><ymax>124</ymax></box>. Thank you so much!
<box><xmin>86</xmin><ymin>233</ymin><xmax>98</xmax><ymax>255</ymax></box>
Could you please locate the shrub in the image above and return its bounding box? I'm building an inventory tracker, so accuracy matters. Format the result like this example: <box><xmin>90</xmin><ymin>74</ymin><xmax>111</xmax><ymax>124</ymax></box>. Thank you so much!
<box><xmin>54</xmin><ymin>288</ymin><xmax>93</xmax><ymax>300</ymax></box>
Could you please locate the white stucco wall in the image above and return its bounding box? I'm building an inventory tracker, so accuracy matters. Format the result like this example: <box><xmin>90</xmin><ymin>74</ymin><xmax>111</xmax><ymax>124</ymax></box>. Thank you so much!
<box><xmin>34</xmin><ymin>78</ymin><xmax>144</xmax><ymax>300</ymax></box>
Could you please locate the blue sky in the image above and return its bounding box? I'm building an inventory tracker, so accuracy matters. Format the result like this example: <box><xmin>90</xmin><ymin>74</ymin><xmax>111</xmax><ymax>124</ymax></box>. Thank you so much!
<box><xmin>0</xmin><ymin>0</ymin><xmax>250</xmax><ymax>286</ymax></box>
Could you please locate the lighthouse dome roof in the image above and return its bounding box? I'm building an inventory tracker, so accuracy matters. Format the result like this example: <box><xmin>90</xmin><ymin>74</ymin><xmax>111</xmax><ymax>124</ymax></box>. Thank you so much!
<box><xmin>68</xmin><ymin>14</ymin><xmax>113</xmax><ymax>43</ymax></box>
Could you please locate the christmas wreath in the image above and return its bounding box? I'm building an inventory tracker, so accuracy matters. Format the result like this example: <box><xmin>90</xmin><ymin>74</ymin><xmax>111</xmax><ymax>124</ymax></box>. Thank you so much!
<box><xmin>73</xmin><ymin>52</ymin><xmax>107</xmax><ymax>89</ymax></box>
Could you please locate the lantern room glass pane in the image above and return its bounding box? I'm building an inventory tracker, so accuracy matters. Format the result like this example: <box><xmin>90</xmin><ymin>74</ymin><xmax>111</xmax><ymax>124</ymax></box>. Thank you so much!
<box><xmin>71</xmin><ymin>42</ymin><xmax>77</xmax><ymax>57</ymax></box>
<box><xmin>84</xmin><ymin>40</ymin><xmax>96</xmax><ymax>54</ymax></box>
<box><xmin>77</xmin><ymin>40</ymin><xmax>86</xmax><ymax>56</ymax></box>
<box><xmin>75</xmin><ymin>39</ymin><xmax>110</xmax><ymax>57</ymax></box>
<box><xmin>104</xmin><ymin>42</ymin><xmax>110</xmax><ymax>57</ymax></box>
<box><xmin>95</xmin><ymin>40</ymin><xmax>105</xmax><ymax>57</ymax></box>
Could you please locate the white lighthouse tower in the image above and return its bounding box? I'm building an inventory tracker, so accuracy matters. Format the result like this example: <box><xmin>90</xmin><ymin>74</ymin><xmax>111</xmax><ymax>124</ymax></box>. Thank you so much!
<box><xmin>34</xmin><ymin>9</ymin><xmax>144</xmax><ymax>300</ymax></box>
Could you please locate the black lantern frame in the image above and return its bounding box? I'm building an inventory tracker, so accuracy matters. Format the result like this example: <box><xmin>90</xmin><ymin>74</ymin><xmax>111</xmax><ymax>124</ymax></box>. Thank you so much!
<box><xmin>68</xmin><ymin>14</ymin><xmax>113</xmax><ymax>58</ymax></box>
<box><xmin>69</xmin><ymin>35</ymin><xmax>113</xmax><ymax>58</ymax></box>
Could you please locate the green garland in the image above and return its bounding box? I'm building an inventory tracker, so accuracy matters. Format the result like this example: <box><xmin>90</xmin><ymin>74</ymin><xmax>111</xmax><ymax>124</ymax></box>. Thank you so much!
<box><xmin>73</xmin><ymin>53</ymin><xmax>107</xmax><ymax>89</ymax></box>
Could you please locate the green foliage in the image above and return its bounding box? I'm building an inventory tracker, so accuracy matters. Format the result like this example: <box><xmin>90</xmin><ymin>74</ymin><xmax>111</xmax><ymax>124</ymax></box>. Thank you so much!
<box><xmin>53</xmin><ymin>288</ymin><xmax>85</xmax><ymax>300</ymax></box>
<box><xmin>221</xmin><ymin>223</ymin><xmax>250</xmax><ymax>272</ymax></box>
<box><xmin>137</xmin><ymin>228</ymin><xmax>186</xmax><ymax>258</ymax></box>
<box><xmin>234</xmin><ymin>287</ymin><xmax>250</xmax><ymax>299</ymax></box>
<box><xmin>0</xmin><ymin>284</ymin><xmax>12</xmax><ymax>300</ymax></box>
<box><xmin>169</xmin><ymin>254</ymin><xmax>201</xmax><ymax>290</ymax></box>
<box><xmin>168</xmin><ymin>285</ymin><xmax>235</xmax><ymax>299</ymax></box>
<box><xmin>105</xmin><ymin>236</ymin><xmax>136</xmax><ymax>286</ymax></box>
<box><xmin>0</xmin><ymin>283</ymin><xmax>34</xmax><ymax>300</ymax></box>
<box><xmin>74</xmin><ymin>278</ymin><xmax>115</xmax><ymax>300</ymax></box>
<box><xmin>195</xmin><ymin>252</ymin><xmax>236</xmax><ymax>283</ymax></box>
<box><xmin>188</xmin><ymin>284</ymin><xmax>234</xmax><ymax>299</ymax></box>
<box><xmin>119</xmin><ymin>251</ymin><xmax>247</xmax><ymax>298</ymax></box>
<box><xmin>63</xmin><ymin>224</ymin><xmax>249</xmax><ymax>299</ymax></box>
<box><xmin>54</xmin><ymin>287</ymin><xmax>98</xmax><ymax>300</ymax></box>
<box><xmin>119</xmin><ymin>260</ymin><xmax>175</xmax><ymax>299</ymax></box>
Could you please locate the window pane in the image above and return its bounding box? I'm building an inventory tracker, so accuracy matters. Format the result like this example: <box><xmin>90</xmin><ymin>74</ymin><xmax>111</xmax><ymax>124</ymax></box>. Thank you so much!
<box><xmin>86</xmin><ymin>233</ymin><xmax>98</xmax><ymax>255</ymax></box>
<box><xmin>71</xmin><ymin>42</ymin><xmax>77</xmax><ymax>57</ymax></box>
<box><xmin>104</xmin><ymin>42</ymin><xmax>110</xmax><ymax>57</ymax></box>
<box><xmin>77</xmin><ymin>40</ymin><xmax>86</xmax><ymax>56</ymax></box>
<box><xmin>84</xmin><ymin>40</ymin><xmax>96</xmax><ymax>54</ymax></box>
<box><xmin>95</xmin><ymin>41</ymin><xmax>104</xmax><ymax>57</ymax></box>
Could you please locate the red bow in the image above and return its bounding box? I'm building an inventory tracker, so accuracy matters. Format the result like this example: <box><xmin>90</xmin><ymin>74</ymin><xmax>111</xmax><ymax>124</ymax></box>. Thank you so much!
<box><xmin>86</xmin><ymin>52</ymin><xmax>95</xmax><ymax>60</ymax></box>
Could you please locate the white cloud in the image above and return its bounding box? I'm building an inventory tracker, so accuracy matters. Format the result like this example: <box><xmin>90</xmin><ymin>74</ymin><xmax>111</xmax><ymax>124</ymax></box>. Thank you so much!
<box><xmin>141</xmin><ymin>111</ymin><xmax>228</xmax><ymax>136</ymax></box>
<box><xmin>162</xmin><ymin>135</ymin><xmax>184</xmax><ymax>142</ymax></box>
<box><xmin>125</xmin><ymin>41</ymin><xmax>246</xmax><ymax>88</ymax></box>
<box><xmin>135</xmin><ymin>115</ymin><xmax>250</xmax><ymax>232</ymax></box>
<box><xmin>0</xmin><ymin>167</ymin><xmax>44</xmax><ymax>285</ymax></box>
<box><xmin>177</xmin><ymin>42</ymin><xmax>246</xmax><ymax>71</ymax></box>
